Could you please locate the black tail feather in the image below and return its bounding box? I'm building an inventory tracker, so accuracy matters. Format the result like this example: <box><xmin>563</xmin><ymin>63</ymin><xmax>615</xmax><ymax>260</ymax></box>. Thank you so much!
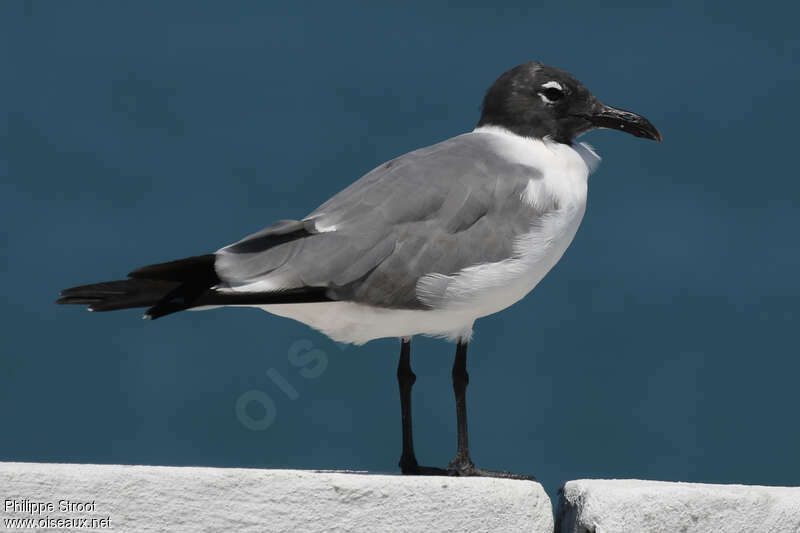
<box><xmin>57</xmin><ymin>253</ymin><xmax>333</xmax><ymax>319</ymax></box>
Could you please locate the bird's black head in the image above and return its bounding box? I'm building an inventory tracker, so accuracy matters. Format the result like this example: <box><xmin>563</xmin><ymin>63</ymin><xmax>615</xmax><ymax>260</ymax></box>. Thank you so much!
<box><xmin>477</xmin><ymin>62</ymin><xmax>661</xmax><ymax>144</ymax></box>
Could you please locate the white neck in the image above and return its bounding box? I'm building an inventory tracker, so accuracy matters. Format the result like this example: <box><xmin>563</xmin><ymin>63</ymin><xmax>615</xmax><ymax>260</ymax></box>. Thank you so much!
<box><xmin>472</xmin><ymin>124</ymin><xmax>602</xmax><ymax>176</ymax></box>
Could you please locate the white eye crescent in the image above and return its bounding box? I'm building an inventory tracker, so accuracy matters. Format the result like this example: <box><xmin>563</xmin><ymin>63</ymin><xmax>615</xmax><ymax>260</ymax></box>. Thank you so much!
<box><xmin>538</xmin><ymin>81</ymin><xmax>565</xmax><ymax>104</ymax></box>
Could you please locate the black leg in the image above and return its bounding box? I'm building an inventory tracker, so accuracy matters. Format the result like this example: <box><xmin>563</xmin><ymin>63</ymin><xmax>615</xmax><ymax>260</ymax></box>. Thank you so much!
<box><xmin>446</xmin><ymin>340</ymin><xmax>472</xmax><ymax>471</ymax></box>
<box><xmin>397</xmin><ymin>338</ymin><xmax>447</xmax><ymax>475</ymax></box>
<box><xmin>445</xmin><ymin>340</ymin><xmax>535</xmax><ymax>481</ymax></box>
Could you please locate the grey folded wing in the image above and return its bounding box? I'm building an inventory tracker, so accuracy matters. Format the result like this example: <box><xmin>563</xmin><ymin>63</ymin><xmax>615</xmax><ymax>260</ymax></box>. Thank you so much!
<box><xmin>215</xmin><ymin>132</ymin><xmax>548</xmax><ymax>309</ymax></box>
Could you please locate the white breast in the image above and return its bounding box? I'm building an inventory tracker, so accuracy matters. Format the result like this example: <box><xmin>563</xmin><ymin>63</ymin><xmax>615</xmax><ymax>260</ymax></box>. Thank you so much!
<box><xmin>258</xmin><ymin>127</ymin><xmax>599</xmax><ymax>345</ymax></box>
<box><xmin>415</xmin><ymin>126</ymin><xmax>596</xmax><ymax>319</ymax></box>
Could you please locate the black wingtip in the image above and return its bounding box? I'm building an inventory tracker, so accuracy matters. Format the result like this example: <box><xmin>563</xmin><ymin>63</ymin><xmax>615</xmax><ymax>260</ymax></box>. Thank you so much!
<box><xmin>56</xmin><ymin>297</ymin><xmax>95</xmax><ymax>305</ymax></box>
<box><xmin>55</xmin><ymin>278</ymin><xmax>180</xmax><ymax>313</ymax></box>
<box><xmin>128</xmin><ymin>254</ymin><xmax>218</xmax><ymax>283</ymax></box>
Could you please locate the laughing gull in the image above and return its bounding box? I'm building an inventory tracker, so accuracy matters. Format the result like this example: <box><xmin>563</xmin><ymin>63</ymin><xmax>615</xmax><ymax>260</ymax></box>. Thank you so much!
<box><xmin>58</xmin><ymin>61</ymin><xmax>661</xmax><ymax>479</ymax></box>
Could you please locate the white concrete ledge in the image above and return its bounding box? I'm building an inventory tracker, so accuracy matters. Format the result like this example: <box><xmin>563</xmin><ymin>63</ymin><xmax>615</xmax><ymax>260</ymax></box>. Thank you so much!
<box><xmin>0</xmin><ymin>462</ymin><xmax>552</xmax><ymax>533</ymax></box>
<box><xmin>556</xmin><ymin>479</ymin><xmax>800</xmax><ymax>533</ymax></box>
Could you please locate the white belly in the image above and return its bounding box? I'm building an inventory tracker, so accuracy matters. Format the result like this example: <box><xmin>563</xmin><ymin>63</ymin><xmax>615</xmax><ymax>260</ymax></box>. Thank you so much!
<box><xmin>259</xmin><ymin>302</ymin><xmax>479</xmax><ymax>345</ymax></box>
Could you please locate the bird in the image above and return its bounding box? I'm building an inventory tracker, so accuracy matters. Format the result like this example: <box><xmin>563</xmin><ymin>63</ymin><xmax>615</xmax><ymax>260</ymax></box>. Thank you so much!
<box><xmin>57</xmin><ymin>61</ymin><xmax>661</xmax><ymax>479</ymax></box>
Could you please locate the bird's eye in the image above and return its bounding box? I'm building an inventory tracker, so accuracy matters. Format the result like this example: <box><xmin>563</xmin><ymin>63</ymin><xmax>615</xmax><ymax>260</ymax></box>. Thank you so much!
<box><xmin>540</xmin><ymin>87</ymin><xmax>564</xmax><ymax>103</ymax></box>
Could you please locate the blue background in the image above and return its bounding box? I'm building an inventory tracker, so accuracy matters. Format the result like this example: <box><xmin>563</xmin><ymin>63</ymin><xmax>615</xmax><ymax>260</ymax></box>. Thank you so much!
<box><xmin>2</xmin><ymin>1</ymin><xmax>798</xmax><ymax>503</ymax></box>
